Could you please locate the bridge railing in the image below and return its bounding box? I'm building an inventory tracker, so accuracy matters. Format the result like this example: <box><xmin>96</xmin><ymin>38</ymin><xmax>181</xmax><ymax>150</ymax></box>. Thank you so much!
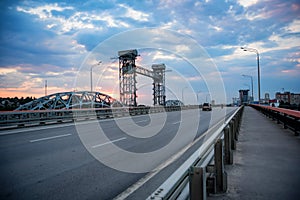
<box><xmin>0</xmin><ymin>105</ymin><xmax>199</xmax><ymax>130</ymax></box>
<box><xmin>147</xmin><ymin>106</ymin><xmax>244</xmax><ymax>200</ymax></box>
<box><xmin>250</xmin><ymin>104</ymin><xmax>300</xmax><ymax>136</ymax></box>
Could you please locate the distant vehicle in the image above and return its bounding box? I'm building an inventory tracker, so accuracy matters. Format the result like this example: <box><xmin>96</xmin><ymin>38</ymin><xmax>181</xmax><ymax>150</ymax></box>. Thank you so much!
<box><xmin>202</xmin><ymin>103</ymin><xmax>212</xmax><ymax>111</ymax></box>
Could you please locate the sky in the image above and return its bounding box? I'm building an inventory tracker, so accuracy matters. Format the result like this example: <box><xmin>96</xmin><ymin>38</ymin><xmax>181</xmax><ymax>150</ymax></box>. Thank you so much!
<box><xmin>0</xmin><ymin>0</ymin><xmax>299</xmax><ymax>105</ymax></box>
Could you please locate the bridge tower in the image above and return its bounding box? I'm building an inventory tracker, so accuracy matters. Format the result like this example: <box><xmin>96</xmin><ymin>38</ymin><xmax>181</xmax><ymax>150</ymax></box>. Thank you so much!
<box><xmin>118</xmin><ymin>49</ymin><xmax>138</xmax><ymax>107</ymax></box>
<box><xmin>152</xmin><ymin>64</ymin><xmax>166</xmax><ymax>106</ymax></box>
<box><xmin>118</xmin><ymin>49</ymin><xmax>166</xmax><ymax>106</ymax></box>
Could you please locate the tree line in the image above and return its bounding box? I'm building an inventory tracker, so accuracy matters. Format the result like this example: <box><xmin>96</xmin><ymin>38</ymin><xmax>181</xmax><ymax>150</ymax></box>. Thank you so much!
<box><xmin>0</xmin><ymin>97</ymin><xmax>36</xmax><ymax>111</ymax></box>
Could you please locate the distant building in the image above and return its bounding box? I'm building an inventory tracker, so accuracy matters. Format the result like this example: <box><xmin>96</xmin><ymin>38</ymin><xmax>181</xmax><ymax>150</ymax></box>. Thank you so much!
<box><xmin>165</xmin><ymin>100</ymin><xmax>184</xmax><ymax>106</ymax></box>
<box><xmin>260</xmin><ymin>93</ymin><xmax>271</xmax><ymax>104</ymax></box>
<box><xmin>232</xmin><ymin>97</ymin><xmax>239</xmax><ymax>106</ymax></box>
<box><xmin>291</xmin><ymin>93</ymin><xmax>300</xmax><ymax>105</ymax></box>
<box><xmin>265</xmin><ymin>93</ymin><xmax>270</xmax><ymax>101</ymax></box>
<box><xmin>276</xmin><ymin>92</ymin><xmax>300</xmax><ymax>105</ymax></box>
<box><xmin>239</xmin><ymin>89</ymin><xmax>249</xmax><ymax>105</ymax></box>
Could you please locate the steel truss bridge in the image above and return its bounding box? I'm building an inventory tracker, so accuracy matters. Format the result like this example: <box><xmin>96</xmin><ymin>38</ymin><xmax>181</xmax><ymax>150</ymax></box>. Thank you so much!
<box><xmin>16</xmin><ymin>49</ymin><xmax>167</xmax><ymax>110</ymax></box>
<box><xmin>15</xmin><ymin>91</ymin><xmax>121</xmax><ymax>110</ymax></box>
<box><xmin>118</xmin><ymin>49</ymin><xmax>166</xmax><ymax>107</ymax></box>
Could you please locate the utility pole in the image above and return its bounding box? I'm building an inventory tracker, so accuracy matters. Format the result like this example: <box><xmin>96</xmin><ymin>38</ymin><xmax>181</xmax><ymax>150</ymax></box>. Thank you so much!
<box><xmin>241</xmin><ymin>47</ymin><xmax>261</xmax><ymax>103</ymax></box>
<box><xmin>45</xmin><ymin>80</ymin><xmax>47</xmax><ymax>96</ymax></box>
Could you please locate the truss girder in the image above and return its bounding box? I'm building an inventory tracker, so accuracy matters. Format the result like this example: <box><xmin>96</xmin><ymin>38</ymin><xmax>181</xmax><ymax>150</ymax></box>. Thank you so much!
<box><xmin>15</xmin><ymin>91</ymin><xmax>120</xmax><ymax>110</ymax></box>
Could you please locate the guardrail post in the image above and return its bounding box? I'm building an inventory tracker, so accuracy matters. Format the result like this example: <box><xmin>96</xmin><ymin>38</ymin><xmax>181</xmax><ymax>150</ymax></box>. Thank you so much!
<box><xmin>229</xmin><ymin>121</ymin><xmax>236</xmax><ymax>150</ymax></box>
<box><xmin>283</xmin><ymin>114</ymin><xmax>288</xmax><ymax>129</ymax></box>
<box><xmin>224</xmin><ymin>126</ymin><xmax>233</xmax><ymax>165</ymax></box>
<box><xmin>271</xmin><ymin>111</ymin><xmax>275</xmax><ymax>121</ymax></box>
<box><xmin>294</xmin><ymin>117</ymin><xmax>299</xmax><ymax>136</ymax></box>
<box><xmin>189</xmin><ymin>166</ymin><xmax>206</xmax><ymax>200</ymax></box>
<box><xmin>276</xmin><ymin>112</ymin><xmax>280</xmax><ymax>124</ymax></box>
<box><xmin>233</xmin><ymin>118</ymin><xmax>238</xmax><ymax>140</ymax></box>
<box><xmin>215</xmin><ymin>139</ymin><xmax>227</xmax><ymax>193</ymax></box>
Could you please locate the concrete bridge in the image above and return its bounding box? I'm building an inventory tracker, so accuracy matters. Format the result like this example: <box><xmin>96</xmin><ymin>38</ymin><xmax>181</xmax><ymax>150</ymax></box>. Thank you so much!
<box><xmin>0</xmin><ymin>104</ymin><xmax>299</xmax><ymax>200</ymax></box>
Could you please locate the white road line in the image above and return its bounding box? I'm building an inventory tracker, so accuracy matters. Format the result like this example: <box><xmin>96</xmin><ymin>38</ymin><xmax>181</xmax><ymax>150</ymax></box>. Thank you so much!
<box><xmin>91</xmin><ymin>137</ymin><xmax>127</xmax><ymax>148</ymax></box>
<box><xmin>29</xmin><ymin>133</ymin><xmax>72</xmax><ymax>143</ymax></box>
<box><xmin>135</xmin><ymin>120</ymin><xmax>148</xmax><ymax>123</ymax></box>
<box><xmin>172</xmin><ymin>121</ymin><xmax>181</xmax><ymax>125</ymax></box>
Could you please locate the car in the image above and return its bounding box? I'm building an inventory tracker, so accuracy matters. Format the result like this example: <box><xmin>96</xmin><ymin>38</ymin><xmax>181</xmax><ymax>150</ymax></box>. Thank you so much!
<box><xmin>202</xmin><ymin>103</ymin><xmax>212</xmax><ymax>111</ymax></box>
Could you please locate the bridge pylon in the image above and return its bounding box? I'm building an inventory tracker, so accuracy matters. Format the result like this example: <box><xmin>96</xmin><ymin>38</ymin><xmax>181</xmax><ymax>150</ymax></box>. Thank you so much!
<box><xmin>118</xmin><ymin>49</ymin><xmax>138</xmax><ymax>107</ymax></box>
<box><xmin>118</xmin><ymin>49</ymin><xmax>166</xmax><ymax>106</ymax></box>
<box><xmin>152</xmin><ymin>64</ymin><xmax>166</xmax><ymax>106</ymax></box>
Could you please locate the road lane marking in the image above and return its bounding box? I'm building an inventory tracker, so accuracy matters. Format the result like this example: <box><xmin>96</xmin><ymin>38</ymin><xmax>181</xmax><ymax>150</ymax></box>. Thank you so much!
<box><xmin>172</xmin><ymin>121</ymin><xmax>181</xmax><ymax>124</ymax></box>
<box><xmin>29</xmin><ymin>133</ymin><xmax>72</xmax><ymax>143</ymax></box>
<box><xmin>91</xmin><ymin>137</ymin><xmax>127</xmax><ymax>148</ymax></box>
<box><xmin>135</xmin><ymin>120</ymin><xmax>148</xmax><ymax>123</ymax></box>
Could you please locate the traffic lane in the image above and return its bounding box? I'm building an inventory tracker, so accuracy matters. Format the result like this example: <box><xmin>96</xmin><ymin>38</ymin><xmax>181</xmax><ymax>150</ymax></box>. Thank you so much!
<box><xmin>102</xmin><ymin>108</ymin><xmax>231</xmax><ymax>153</ymax></box>
<box><xmin>1</xmin><ymin>158</ymin><xmax>144</xmax><ymax>200</ymax></box>
<box><xmin>79</xmin><ymin>108</ymin><xmax>232</xmax><ymax>173</ymax></box>
<box><xmin>0</xmin><ymin>111</ymin><xmax>182</xmax><ymax>200</ymax></box>
<box><xmin>0</xmin><ymin>107</ymin><xmax>235</xmax><ymax>199</ymax></box>
<box><xmin>0</xmin><ymin>112</ymin><xmax>162</xmax><ymax>151</ymax></box>
<box><xmin>124</xmin><ymin>107</ymin><xmax>238</xmax><ymax>199</ymax></box>
<box><xmin>0</xmin><ymin>111</ymin><xmax>179</xmax><ymax>179</ymax></box>
<box><xmin>0</xmin><ymin>128</ymin><xmax>145</xmax><ymax>200</ymax></box>
<box><xmin>0</xmin><ymin>107</ymin><xmax>211</xmax><ymax>152</ymax></box>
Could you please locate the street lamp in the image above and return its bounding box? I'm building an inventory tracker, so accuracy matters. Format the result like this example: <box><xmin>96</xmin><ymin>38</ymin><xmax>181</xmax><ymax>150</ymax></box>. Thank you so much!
<box><xmin>242</xmin><ymin>74</ymin><xmax>254</xmax><ymax>102</ymax></box>
<box><xmin>241</xmin><ymin>47</ymin><xmax>261</xmax><ymax>103</ymax></box>
<box><xmin>196</xmin><ymin>91</ymin><xmax>201</xmax><ymax>105</ymax></box>
<box><xmin>182</xmin><ymin>86</ymin><xmax>188</xmax><ymax>105</ymax></box>
<box><xmin>90</xmin><ymin>61</ymin><xmax>102</xmax><ymax>92</ymax></box>
<box><xmin>206</xmin><ymin>94</ymin><xmax>210</xmax><ymax>102</ymax></box>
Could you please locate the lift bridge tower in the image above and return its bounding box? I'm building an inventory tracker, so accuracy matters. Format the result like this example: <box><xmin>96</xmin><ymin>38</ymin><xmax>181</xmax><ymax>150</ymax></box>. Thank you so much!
<box><xmin>118</xmin><ymin>49</ymin><xmax>166</xmax><ymax>106</ymax></box>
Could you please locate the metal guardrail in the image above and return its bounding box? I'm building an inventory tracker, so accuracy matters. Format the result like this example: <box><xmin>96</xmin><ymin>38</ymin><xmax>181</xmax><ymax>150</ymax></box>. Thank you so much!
<box><xmin>0</xmin><ymin>105</ymin><xmax>199</xmax><ymax>130</ymax></box>
<box><xmin>250</xmin><ymin>104</ymin><xmax>300</xmax><ymax>136</ymax></box>
<box><xmin>147</xmin><ymin>106</ymin><xmax>244</xmax><ymax>200</ymax></box>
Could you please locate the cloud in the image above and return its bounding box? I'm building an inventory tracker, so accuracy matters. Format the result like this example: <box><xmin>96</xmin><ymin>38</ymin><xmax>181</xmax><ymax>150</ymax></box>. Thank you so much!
<box><xmin>16</xmin><ymin>3</ymin><xmax>74</xmax><ymax>19</ymax></box>
<box><xmin>119</xmin><ymin>4</ymin><xmax>150</xmax><ymax>22</ymax></box>
<box><xmin>152</xmin><ymin>51</ymin><xmax>180</xmax><ymax>61</ymax></box>
<box><xmin>237</xmin><ymin>0</ymin><xmax>258</xmax><ymax>8</ymax></box>
<box><xmin>16</xmin><ymin>3</ymin><xmax>131</xmax><ymax>35</ymax></box>
<box><xmin>1</xmin><ymin>0</ymin><xmax>299</xmax><ymax>101</ymax></box>
<box><xmin>284</xmin><ymin>19</ymin><xmax>300</xmax><ymax>34</ymax></box>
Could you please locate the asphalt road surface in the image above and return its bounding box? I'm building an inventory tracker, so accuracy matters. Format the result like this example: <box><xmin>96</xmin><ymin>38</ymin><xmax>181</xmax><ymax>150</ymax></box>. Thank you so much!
<box><xmin>0</xmin><ymin>107</ymin><xmax>236</xmax><ymax>200</ymax></box>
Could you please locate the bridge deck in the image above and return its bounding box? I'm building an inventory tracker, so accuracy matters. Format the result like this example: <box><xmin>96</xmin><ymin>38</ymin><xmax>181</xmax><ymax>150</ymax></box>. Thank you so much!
<box><xmin>209</xmin><ymin>106</ymin><xmax>300</xmax><ymax>200</ymax></box>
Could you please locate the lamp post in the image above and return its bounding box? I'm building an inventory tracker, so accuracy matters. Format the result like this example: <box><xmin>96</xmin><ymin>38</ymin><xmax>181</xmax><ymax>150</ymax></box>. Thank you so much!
<box><xmin>90</xmin><ymin>61</ymin><xmax>102</xmax><ymax>92</ymax></box>
<box><xmin>206</xmin><ymin>94</ymin><xmax>210</xmax><ymax>102</ymax></box>
<box><xmin>242</xmin><ymin>74</ymin><xmax>254</xmax><ymax>102</ymax></box>
<box><xmin>197</xmin><ymin>91</ymin><xmax>201</xmax><ymax>105</ymax></box>
<box><xmin>45</xmin><ymin>80</ymin><xmax>47</xmax><ymax>96</ymax></box>
<box><xmin>182</xmin><ymin>86</ymin><xmax>188</xmax><ymax>105</ymax></box>
<box><xmin>241</xmin><ymin>47</ymin><xmax>261</xmax><ymax>103</ymax></box>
